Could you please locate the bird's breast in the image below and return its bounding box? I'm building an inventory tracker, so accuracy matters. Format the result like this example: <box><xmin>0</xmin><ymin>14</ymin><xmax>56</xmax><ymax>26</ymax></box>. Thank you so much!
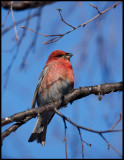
<box><xmin>37</xmin><ymin>62</ymin><xmax>74</xmax><ymax>107</ymax></box>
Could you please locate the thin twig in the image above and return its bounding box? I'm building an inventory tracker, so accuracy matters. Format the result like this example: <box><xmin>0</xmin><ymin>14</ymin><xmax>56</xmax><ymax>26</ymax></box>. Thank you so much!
<box><xmin>81</xmin><ymin>139</ymin><xmax>92</xmax><ymax>147</ymax></box>
<box><xmin>100</xmin><ymin>133</ymin><xmax>122</xmax><ymax>157</ymax></box>
<box><xmin>10</xmin><ymin>1</ymin><xmax>20</xmax><ymax>45</ymax></box>
<box><xmin>3</xmin><ymin>9</ymin><xmax>40</xmax><ymax>90</ymax></box>
<box><xmin>20</xmin><ymin>25</ymin><xmax>63</xmax><ymax>45</ymax></box>
<box><xmin>20</xmin><ymin>7</ymin><xmax>42</xmax><ymax>69</ymax></box>
<box><xmin>54</xmin><ymin>108</ymin><xmax>122</xmax><ymax>134</ymax></box>
<box><xmin>1</xmin><ymin>10</ymin><xmax>10</xmax><ymax>27</ymax></box>
<box><xmin>3</xmin><ymin>47</ymin><xmax>19</xmax><ymax>90</ymax></box>
<box><xmin>110</xmin><ymin>113</ymin><xmax>122</xmax><ymax>130</ymax></box>
<box><xmin>78</xmin><ymin>128</ymin><xmax>84</xmax><ymax>159</ymax></box>
<box><xmin>63</xmin><ymin>118</ymin><xmax>68</xmax><ymax>159</ymax></box>
<box><xmin>20</xmin><ymin>26</ymin><xmax>63</xmax><ymax>38</ymax></box>
<box><xmin>57</xmin><ymin>9</ymin><xmax>76</xmax><ymax>29</ymax></box>
<box><xmin>90</xmin><ymin>3</ymin><xmax>102</xmax><ymax>14</ymax></box>
<box><xmin>2</xmin><ymin>12</ymin><xmax>40</xmax><ymax>35</ymax></box>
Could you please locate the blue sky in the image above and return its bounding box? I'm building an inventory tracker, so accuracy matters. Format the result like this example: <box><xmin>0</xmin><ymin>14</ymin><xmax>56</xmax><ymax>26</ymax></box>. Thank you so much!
<box><xmin>2</xmin><ymin>1</ymin><xmax>122</xmax><ymax>159</ymax></box>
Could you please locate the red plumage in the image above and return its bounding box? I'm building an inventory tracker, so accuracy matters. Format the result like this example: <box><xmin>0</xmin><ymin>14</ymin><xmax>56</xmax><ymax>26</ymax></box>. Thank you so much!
<box><xmin>28</xmin><ymin>50</ymin><xmax>74</xmax><ymax>146</ymax></box>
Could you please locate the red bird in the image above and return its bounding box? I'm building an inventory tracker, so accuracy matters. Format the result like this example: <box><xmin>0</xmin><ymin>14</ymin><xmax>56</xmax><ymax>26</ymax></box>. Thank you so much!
<box><xmin>28</xmin><ymin>50</ymin><xmax>74</xmax><ymax>146</ymax></box>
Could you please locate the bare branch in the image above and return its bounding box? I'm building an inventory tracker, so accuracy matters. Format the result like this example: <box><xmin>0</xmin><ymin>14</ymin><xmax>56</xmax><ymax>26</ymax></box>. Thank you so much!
<box><xmin>1</xmin><ymin>115</ymin><xmax>35</xmax><ymax>144</ymax></box>
<box><xmin>110</xmin><ymin>113</ymin><xmax>122</xmax><ymax>130</ymax></box>
<box><xmin>20</xmin><ymin>1</ymin><xmax>121</xmax><ymax>44</ymax></box>
<box><xmin>1</xmin><ymin>9</ymin><xmax>9</xmax><ymax>28</ymax></box>
<box><xmin>2</xmin><ymin>82</ymin><xmax>123</xmax><ymax>126</ymax></box>
<box><xmin>78</xmin><ymin>128</ymin><xmax>84</xmax><ymax>159</ymax></box>
<box><xmin>3</xmin><ymin>8</ymin><xmax>42</xmax><ymax>90</ymax></box>
<box><xmin>54</xmin><ymin>109</ymin><xmax>122</xmax><ymax>157</ymax></box>
<box><xmin>1</xmin><ymin>1</ymin><xmax>55</xmax><ymax>11</ymax></box>
<box><xmin>99</xmin><ymin>133</ymin><xmax>122</xmax><ymax>157</ymax></box>
<box><xmin>10</xmin><ymin>1</ymin><xmax>20</xmax><ymax>45</ymax></box>
<box><xmin>2</xmin><ymin>12</ymin><xmax>40</xmax><ymax>35</ymax></box>
<box><xmin>57</xmin><ymin>8</ymin><xmax>76</xmax><ymax>29</ymax></box>
<box><xmin>19</xmin><ymin>7</ymin><xmax>42</xmax><ymax>69</ymax></box>
<box><xmin>63</xmin><ymin>118</ymin><xmax>68</xmax><ymax>159</ymax></box>
<box><xmin>1</xmin><ymin>82</ymin><xmax>122</xmax><ymax>156</ymax></box>
<box><xmin>54</xmin><ymin>108</ymin><xmax>122</xmax><ymax>135</ymax></box>
<box><xmin>89</xmin><ymin>3</ymin><xmax>102</xmax><ymax>14</ymax></box>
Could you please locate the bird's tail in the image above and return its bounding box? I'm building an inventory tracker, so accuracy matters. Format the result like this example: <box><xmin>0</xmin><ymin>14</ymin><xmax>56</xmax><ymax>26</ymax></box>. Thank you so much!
<box><xmin>28</xmin><ymin>116</ymin><xmax>47</xmax><ymax>146</ymax></box>
<box><xmin>28</xmin><ymin>112</ymin><xmax>55</xmax><ymax>146</ymax></box>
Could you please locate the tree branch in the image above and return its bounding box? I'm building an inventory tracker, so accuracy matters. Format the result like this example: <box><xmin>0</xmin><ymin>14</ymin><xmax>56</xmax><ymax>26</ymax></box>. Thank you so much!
<box><xmin>2</xmin><ymin>82</ymin><xmax>123</xmax><ymax>126</ymax></box>
<box><xmin>1</xmin><ymin>9</ymin><xmax>9</xmax><ymax>28</ymax></box>
<box><xmin>63</xmin><ymin>118</ymin><xmax>68</xmax><ymax>159</ymax></box>
<box><xmin>54</xmin><ymin>108</ymin><xmax>122</xmax><ymax>135</ymax></box>
<box><xmin>1</xmin><ymin>115</ymin><xmax>35</xmax><ymax>145</ymax></box>
<box><xmin>110</xmin><ymin>113</ymin><xmax>122</xmax><ymax>130</ymax></box>
<box><xmin>99</xmin><ymin>133</ymin><xmax>122</xmax><ymax>157</ymax></box>
<box><xmin>2</xmin><ymin>12</ymin><xmax>40</xmax><ymax>35</ymax></box>
<box><xmin>1</xmin><ymin>1</ymin><xmax>55</xmax><ymax>11</ymax></box>
<box><xmin>78</xmin><ymin>128</ymin><xmax>84</xmax><ymax>159</ymax></box>
<box><xmin>20</xmin><ymin>1</ymin><xmax>122</xmax><ymax>44</ymax></box>
<box><xmin>54</xmin><ymin>108</ymin><xmax>122</xmax><ymax>157</ymax></box>
<box><xmin>1</xmin><ymin>82</ymin><xmax>122</xmax><ymax>157</ymax></box>
<box><xmin>10</xmin><ymin>1</ymin><xmax>20</xmax><ymax>45</ymax></box>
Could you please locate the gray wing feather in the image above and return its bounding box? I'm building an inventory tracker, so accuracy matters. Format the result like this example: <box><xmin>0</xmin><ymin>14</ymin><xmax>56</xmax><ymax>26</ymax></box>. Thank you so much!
<box><xmin>31</xmin><ymin>65</ymin><xmax>48</xmax><ymax>108</ymax></box>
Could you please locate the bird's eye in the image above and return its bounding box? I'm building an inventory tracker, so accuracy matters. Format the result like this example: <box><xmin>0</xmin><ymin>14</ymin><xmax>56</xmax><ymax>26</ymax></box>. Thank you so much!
<box><xmin>57</xmin><ymin>54</ymin><xmax>64</xmax><ymax>57</ymax></box>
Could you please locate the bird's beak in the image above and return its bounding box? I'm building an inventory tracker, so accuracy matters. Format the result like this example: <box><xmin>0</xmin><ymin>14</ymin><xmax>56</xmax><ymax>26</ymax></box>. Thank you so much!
<box><xmin>66</xmin><ymin>53</ymin><xmax>73</xmax><ymax>60</ymax></box>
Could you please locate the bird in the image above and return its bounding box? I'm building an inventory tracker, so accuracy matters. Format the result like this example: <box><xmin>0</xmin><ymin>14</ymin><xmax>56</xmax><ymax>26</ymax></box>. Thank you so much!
<box><xmin>28</xmin><ymin>50</ymin><xmax>74</xmax><ymax>146</ymax></box>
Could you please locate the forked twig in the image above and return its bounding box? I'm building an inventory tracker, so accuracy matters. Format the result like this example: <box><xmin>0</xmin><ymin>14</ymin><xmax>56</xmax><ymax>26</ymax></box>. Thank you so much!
<box><xmin>20</xmin><ymin>1</ymin><xmax>121</xmax><ymax>44</ymax></box>
<box><xmin>54</xmin><ymin>108</ymin><xmax>122</xmax><ymax>157</ymax></box>
<box><xmin>90</xmin><ymin>3</ymin><xmax>102</xmax><ymax>14</ymax></box>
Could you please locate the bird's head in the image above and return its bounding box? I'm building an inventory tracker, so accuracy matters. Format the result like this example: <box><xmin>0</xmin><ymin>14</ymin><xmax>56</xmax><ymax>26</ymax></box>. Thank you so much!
<box><xmin>47</xmin><ymin>50</ymin><xmax>73</xmax><ymax>63</ymax></box>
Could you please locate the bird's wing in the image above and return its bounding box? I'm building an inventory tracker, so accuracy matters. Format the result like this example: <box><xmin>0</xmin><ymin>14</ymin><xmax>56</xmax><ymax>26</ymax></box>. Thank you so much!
<box><xmin>31</xmin><ymin>65</ymin><xmax>49</xmax><ymax>109</ymax></box>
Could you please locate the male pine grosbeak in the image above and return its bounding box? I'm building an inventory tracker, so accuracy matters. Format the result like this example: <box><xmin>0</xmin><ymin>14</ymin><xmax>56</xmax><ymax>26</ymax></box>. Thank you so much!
<box><xmin>28</xmin><ymin>50</ymin><xmax>74</xmax><ymax>146</ymax></box>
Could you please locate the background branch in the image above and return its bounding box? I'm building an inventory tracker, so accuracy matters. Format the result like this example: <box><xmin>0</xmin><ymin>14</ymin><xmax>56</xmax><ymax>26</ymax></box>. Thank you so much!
<box><xmin>20</xmin><ymin>1</ymin><xmax>121</xmax><ymax>44</ymax></box>
<box><xmin>10</xmin><ymin>1</ymin><xmax>20</xmax><ymax>44</ymax></box>
<box><xmin>2</xmin><ymin>12</ymin><xmax>40</xmax><ymax>35</ymax></box>
<box><xmin>1</xmin><ymin>1</ymin><xmax>55</xmax><ymax>11</ymax></box>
